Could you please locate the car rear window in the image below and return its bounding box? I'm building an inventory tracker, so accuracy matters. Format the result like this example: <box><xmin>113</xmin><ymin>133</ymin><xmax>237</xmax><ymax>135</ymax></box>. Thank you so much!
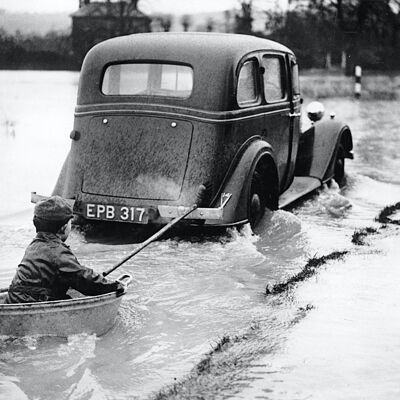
<box><xmin>102</xmin><ymin>63</ymin><xmax>193</xmax><ymax>98</ymax></box>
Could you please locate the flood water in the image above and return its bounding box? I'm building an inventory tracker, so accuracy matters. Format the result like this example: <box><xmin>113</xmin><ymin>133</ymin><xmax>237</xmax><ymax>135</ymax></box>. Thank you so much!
<box><xmin>0</xmin><ymin>71</ymin><xmax>399</xmax><ymax>400</ymax></box>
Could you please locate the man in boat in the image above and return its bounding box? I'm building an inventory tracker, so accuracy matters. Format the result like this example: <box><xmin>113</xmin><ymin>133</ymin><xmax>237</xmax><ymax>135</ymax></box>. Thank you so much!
<box><xmin>4</xmin><ymin>196</ymin><xmax>126</xmax><ymax>303</ymax></box>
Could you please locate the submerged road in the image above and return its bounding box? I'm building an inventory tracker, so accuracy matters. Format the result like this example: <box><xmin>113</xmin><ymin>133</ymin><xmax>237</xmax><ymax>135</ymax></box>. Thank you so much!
<box><xmin>1</xmin><ymin>70</ymin><xmax>400</xmax><ymax>400</ymax></box>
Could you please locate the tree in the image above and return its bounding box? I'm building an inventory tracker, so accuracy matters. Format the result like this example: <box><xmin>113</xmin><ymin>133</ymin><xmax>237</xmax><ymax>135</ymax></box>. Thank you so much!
<box><xmin>206</xmin><ymin>18</ymin><xmax>214</xmax><ymax>32</ymax></box>
<box><xmin>157</xmin><ymin>14</ymin><xmax>172</xmax><ymax>32</ymax></box>
<box><xmin>181</xmin><ymin>15</ymin><xmax>192</xmax><ymax>32</ymax></box>
<box><xmin>235</xmin><ymin>1</ymin><xmax>253</xmax><ymax>34</ymax></box>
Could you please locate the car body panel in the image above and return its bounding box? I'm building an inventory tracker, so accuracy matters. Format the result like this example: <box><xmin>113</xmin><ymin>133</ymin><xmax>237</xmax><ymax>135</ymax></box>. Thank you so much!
<box><xmin>81</xmin><ymin>115</ymin><xmax>193</xmax><ymax>200</ymax></box>
<box><xmin>216</xmin><ymin>137</ymin><xmax>277</xmax><ymax>224</ymax></box>
<box><xmin>295</xmin><ymin>119</ymin><xmax>353</xmax><ymax>181</ymax></box>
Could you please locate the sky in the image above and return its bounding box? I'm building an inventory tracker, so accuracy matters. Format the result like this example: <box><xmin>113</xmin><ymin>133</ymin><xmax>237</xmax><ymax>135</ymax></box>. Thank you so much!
<box><xmin>0</xmin><ymin>0</ymin><xmax>286</xmax><ymax>14</ymax></box>
<box><xmin>0</xmin><ymin>0</ymin><xmax>242</xmax><ymax>14</ymax></box>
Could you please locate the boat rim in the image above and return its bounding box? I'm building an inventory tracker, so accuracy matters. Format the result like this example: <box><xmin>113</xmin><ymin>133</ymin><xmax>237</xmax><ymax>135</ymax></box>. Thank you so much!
<box><xmin>0</xmin><ymin>291</ymin><xmax>123</xmax><ymax>310</ymax></box>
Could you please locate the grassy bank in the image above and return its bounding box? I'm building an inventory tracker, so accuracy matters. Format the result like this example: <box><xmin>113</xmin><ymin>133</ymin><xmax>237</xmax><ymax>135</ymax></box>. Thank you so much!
<box><xmin>300</xmin><ymin>69</ymin><xmax>400</xmax><ymax>99</ymax></box>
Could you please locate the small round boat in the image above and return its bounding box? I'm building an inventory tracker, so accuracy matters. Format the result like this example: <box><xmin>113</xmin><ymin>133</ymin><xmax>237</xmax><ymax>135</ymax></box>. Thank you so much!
<box><xmin>0</xmin><ymin>274</ymin><xmax>131</xmax><ymax>337</ymax></box>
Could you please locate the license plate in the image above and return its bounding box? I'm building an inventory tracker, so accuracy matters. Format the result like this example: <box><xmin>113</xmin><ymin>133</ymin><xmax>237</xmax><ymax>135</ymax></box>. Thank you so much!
<box><xmin>84</xmin><ymin>203</ymin><xmax>149</xmax><ymax>224</ymax></box>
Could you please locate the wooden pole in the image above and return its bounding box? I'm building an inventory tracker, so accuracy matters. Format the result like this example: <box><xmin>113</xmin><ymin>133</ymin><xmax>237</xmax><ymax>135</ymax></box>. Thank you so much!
<box><xmin>354</xmin><ymin>65</ymin><xmax>362</xmax><ymax>99</ymax></box>
<box><xmin>103</xmin><ymin>204</ymin><xmax>197</xmax><ymax>277</ymax></box>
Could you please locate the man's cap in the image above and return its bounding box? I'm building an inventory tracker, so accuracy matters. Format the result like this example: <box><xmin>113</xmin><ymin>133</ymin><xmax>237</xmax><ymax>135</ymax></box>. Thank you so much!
<box><xmin>34</xmin><ymin>196</ymin><xmax>73</xmax><ymax>222</ymax></box>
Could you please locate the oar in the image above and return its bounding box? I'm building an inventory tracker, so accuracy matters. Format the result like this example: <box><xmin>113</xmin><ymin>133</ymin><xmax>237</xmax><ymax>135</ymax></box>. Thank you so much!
<box><xmin>102</xmin><ymin>204</ymin><xmax>198</xmax><ymax>277</ymax></box>
<box><xmin>0</xmin><ymin>287</ymin><xmax>8</xmax><ymax>294</ymax></box>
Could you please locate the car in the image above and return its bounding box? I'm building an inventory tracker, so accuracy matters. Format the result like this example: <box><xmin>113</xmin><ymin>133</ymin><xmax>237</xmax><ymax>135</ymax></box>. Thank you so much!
<box><xmin>32</xmin><ymin>32</ymin><xmax>353</xmax><ymax>228</ymax></box>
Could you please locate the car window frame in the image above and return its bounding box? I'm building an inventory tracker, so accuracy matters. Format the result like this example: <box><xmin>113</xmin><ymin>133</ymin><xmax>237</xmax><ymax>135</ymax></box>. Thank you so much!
<box><xmin>236</xmin><ymin>57</ymin><xmax>262</xmax><ymax>109</ymax></box>
<box><xmin>260</xmin><ymin>53</ymin><xmax>288</xmax><ymax>104</ymax></box>
<box><xmin>290</xmin><ymin>57</ymin><xmax>301</xmax><ymax>98</ymax></box>
<box><xmin>100</xmin><ymin>60</ymin><xmax>194</xmax><ymax>100</ymax></box>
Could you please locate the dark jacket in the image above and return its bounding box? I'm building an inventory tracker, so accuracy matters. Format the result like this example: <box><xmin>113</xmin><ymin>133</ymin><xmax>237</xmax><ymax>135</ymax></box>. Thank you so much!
<box><xmin>5</xmin><ymin>232</ymin><xmax>119</xmax><ymax>303</ymax></box>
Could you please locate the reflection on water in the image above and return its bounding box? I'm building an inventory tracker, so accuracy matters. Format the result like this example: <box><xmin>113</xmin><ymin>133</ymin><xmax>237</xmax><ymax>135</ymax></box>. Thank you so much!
<box><xmin>2</xmin><ymin>120</ymin><xmax>16</xmax><ymax>138</ymax></box>
<box><xmin>0</xmin><ymin>71</ymin><xmax>400</xmax><ymax>399</ymax></box>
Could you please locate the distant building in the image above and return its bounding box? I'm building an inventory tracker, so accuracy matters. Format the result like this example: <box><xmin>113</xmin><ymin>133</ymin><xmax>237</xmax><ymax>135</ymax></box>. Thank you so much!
<box><xmin>71</xmin><ymin>0</ymin><xmax>151</xmax><ymax>64</ymax></box>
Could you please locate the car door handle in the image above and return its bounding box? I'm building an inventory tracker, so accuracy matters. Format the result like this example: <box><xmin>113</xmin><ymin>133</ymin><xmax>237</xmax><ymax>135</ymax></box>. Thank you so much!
<box><xmin>288</xmin><ymin>112</ymin><xmax>301</xmax><ymax>117</ymax></box>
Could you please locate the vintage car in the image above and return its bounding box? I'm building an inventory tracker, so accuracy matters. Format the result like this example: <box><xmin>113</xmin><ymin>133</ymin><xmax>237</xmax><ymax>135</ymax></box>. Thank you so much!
<box><xmin>32</xmin><ymin>32</ymin><xmax>353</xmax><ymax>228</ymax></box>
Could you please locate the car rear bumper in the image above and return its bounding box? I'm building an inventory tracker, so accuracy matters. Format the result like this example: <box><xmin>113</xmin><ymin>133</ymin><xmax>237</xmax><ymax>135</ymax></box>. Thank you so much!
<box><xmin>31</xmin><ymin>192</ymin><xmax>232</xmax><ymax>225</ymax></box>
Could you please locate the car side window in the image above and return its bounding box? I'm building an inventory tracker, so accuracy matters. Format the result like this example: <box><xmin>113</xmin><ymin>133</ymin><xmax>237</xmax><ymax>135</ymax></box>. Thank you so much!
<box><xmin>237</xmin><ymin>59</ymin><xmax>259</xmax><ymax>107</ymax></box>
<box><xmin>261</xmin><ymin>56</ymin><xmax>285</xmax><ymax>102</ymax></box>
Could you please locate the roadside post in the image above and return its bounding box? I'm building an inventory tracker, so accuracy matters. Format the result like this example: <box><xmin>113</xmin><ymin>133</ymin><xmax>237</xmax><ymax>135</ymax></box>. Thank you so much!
<box><xmin>354</xmin><ymin>65</ymin><xmax>362</xmax><ymax>98</ymax></box>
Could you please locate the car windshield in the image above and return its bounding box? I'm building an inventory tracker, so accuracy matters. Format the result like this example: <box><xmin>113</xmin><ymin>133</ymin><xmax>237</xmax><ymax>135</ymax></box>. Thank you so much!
<box><xmin>102</xmin><ymin>63</ymin><xmax>193</xmax><ymax>98</ymax></box>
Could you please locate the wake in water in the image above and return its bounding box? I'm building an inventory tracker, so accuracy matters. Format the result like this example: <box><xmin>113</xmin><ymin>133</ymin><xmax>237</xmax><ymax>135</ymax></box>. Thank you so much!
<box><xmin>292</xmin><ymin>181</ymin><xmax>352</xmax><ymax>220</ymax></box>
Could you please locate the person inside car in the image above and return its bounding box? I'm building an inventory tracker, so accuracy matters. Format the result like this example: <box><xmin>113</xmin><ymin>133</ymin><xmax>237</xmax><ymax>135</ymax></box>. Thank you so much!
<box><xmin>4</xmin><ymin>196</ymin><xmax>125</xmax><ymax>303</ymax></box>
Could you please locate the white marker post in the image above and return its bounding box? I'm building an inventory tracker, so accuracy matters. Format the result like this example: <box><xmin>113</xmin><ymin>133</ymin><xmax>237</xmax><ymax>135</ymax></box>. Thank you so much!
<box><xmin>354</xmin><ymin>65</ymin><xmax>362</xmax><ymax>99</ymax></box>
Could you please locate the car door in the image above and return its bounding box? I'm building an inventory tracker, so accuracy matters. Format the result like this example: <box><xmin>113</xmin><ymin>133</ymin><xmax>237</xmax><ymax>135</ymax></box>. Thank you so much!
<box><xmin>261</xmin><ymin>53</ymin><xmax>293</xmax><ymax>192</ymax></box>
<box><xmin>285</xmin><ymin>55</ymin><xmax>302</xmax><ymax>186</ymax></box>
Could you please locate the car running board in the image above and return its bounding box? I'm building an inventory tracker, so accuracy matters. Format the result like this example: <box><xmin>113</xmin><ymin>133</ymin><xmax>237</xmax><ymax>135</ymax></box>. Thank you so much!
<box><xmin>278</xmin><ymin>176</ymin><xmax>321</xmax><ymax>209</ymax></box>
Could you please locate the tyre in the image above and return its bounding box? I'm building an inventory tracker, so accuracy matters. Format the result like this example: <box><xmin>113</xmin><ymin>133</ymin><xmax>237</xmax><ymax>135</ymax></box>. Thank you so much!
<box><xmin>248</xmin><ymin>170</ymin><xmax>265</xmax><ymax>228</ymax></box>
<box><xmin>247</xmin><ymin>157</ymin><xmax>278</xmax><ymax>228</ymax></box>
<box><xmin>333</xmin><ymin>143</ymin><xmax>346</xmax><ymax>186</ymax></box>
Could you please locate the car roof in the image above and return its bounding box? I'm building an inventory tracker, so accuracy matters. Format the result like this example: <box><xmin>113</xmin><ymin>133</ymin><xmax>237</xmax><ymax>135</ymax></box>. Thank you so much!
<box><xmin>87</xmin><ymin>32</ymin><xmax>292</xmax><ymax>61</ymax></box>
<box><xmin>77</xmin><ymin>32</ymin><xmax>294</xmax><ymax>111</ymax></box>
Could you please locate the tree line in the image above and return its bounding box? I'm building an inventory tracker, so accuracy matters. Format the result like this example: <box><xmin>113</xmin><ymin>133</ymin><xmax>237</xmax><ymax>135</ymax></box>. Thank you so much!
<box><xmin>0</xmin><ymin>0</ymin><xmax>399</xmax><ymax>71</ymax></box>
<box><xmin>0</xmin><ymin>29</ymin><xmax>76</xmax><ymax>70</ymax></box>
<box><xmin>260</xmin><ymin>0</ymin><xmax>400</xmax><ymax>72</ymax></box>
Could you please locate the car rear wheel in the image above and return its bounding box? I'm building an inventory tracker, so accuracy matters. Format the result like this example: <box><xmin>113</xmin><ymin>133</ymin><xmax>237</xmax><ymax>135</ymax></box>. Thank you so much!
<box><xmin>333</xmin><ymin>143</ymin><xmax>346</xmax><ymax>186</ymax></box>
<box><xmin>249</xmin><ymin>171</ymin><xmax>265</xmax><ymax>228</ymax></box>
<box><xmin>248</xmin><ymin>157</ymin><xmax>278</xmax><ymax>229</ymax></box>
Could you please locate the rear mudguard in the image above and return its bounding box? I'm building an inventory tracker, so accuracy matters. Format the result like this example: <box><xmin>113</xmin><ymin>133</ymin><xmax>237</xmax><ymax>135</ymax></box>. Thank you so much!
<box><xmin>52</xmin><ymin>151</ymin><xmax>72</xmax><ymax>197</ymax></box>
<box><xmin>295</xmin><ymin>119</ymin><xmax>353</xmax><ymax>181</ymax></box>
<box><xmin>211</xmin><ymin>136</ymin><xmax>278</xmax><ymax>225</ymax></box>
